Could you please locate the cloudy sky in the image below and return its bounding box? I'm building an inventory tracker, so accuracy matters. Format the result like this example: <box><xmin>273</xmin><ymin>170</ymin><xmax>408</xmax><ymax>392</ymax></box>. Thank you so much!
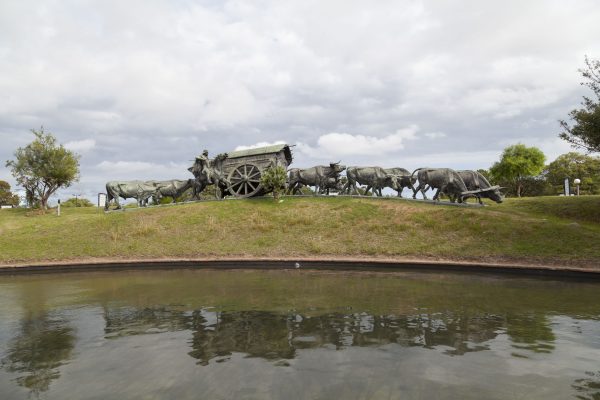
<box><xmin>1</xmin><ymin>0</ymin><xmax>599</xmax><ymax>201</ymax></box>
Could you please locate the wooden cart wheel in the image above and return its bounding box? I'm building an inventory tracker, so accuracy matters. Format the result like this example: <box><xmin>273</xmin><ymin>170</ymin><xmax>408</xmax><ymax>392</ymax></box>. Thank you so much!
<box><xmin>227</xmin><ymin>163</ymin><xmax>263</xmax><ymax>198</ymax></box>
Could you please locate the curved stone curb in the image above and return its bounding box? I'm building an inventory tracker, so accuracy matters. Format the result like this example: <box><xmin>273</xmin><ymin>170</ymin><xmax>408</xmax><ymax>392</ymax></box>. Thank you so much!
<box><xmin>0</xmin><ymin>257</ymin><xmax>598</xmax><ymax>279</ymax></box>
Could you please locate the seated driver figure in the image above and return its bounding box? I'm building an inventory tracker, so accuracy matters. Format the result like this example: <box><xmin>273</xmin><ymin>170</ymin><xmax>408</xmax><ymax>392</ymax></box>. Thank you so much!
<box><xmin>195</xmin><ymin>150</ymin><xmax>213</xmax><ymax>184</ymax></box>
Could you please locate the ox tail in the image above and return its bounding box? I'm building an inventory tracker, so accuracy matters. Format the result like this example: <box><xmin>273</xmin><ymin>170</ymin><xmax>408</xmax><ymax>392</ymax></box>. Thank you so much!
<box><xmin>410</xmin><ymin>168</ymin><xmax>426</xmax><ymax>179</ymax></box>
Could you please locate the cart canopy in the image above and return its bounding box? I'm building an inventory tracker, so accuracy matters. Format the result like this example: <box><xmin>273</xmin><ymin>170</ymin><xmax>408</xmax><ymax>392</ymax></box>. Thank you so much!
<box><xmin>227</xmin><ymin>144</ymin><xmax>293</xmax><ymax>165</ymax></box>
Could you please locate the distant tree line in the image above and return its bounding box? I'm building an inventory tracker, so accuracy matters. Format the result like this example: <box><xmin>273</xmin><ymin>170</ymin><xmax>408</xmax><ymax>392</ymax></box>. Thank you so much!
<box><xmin>480</xmin><ymin>147</ymin><xmax>600</xmax><ymax>197</ymax></box>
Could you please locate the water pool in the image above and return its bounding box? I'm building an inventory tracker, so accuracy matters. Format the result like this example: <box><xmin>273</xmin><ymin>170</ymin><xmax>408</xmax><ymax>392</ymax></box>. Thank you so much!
<box><xmin>0</xmin><ymin>268</ymin><xmax>599</xmax><ymax>399</ymax></box>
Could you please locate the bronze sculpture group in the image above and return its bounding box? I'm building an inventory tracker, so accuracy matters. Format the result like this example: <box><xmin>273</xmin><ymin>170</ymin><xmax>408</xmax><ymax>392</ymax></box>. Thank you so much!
<box><xmin>104</xmin><ymin>144</ymin><xmax>503</xmax><ymax>210</ymax></box>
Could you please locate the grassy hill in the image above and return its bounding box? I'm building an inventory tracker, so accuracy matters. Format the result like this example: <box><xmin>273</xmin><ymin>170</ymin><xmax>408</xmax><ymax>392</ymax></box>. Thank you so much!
<box><xmin>1</xmin><ymin>196</ymin><xmax>599</xmax><ymax>268</ymax></box>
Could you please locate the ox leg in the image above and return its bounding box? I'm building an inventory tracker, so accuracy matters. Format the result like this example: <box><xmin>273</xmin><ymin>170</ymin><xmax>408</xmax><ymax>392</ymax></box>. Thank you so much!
<box><xmin>413</xmin><ymin>183</ymin><xmax>427</xmax><ymax>199</ymax></box>
<box><xmin>432</xmin><ymin>187</ymin><xmax>442</xmax><ymax>201</ymax></box>
<box><xmin>292</xmin><ymin>183</ymin><xmax>301</xmax><ymax>195</ymax></box>
<box><xmin>364</xmin><ymin>185</ymin><xmax>372</xmax><ymax>196</ymax></box>
<box><xmin>414</xmin><ymin>183</ymin><xmax>428</xmax><ymax>200</ymax></box>
<box><xmin>412</xmin><ymin>184</ymin><xmax>420</xmax><ymax>199</ymax></box>
<box><xmin>341</xmin><ymin>181</ymin><xmax>350</xmax><ymax>195</ymax></box>
<box><xmin>344</xmin><ymin>181</ymin><xmax>353</xmax><ymax>195</ymax></box>
<box><xmin>421</xmin><ymin>185</ymin><xmax>431</xmax><ymax>200</ymax></box>
<box><xmin>286</xmin><ymin>182</ymin><xmax>295</xmax><ymax>195</ymax></box>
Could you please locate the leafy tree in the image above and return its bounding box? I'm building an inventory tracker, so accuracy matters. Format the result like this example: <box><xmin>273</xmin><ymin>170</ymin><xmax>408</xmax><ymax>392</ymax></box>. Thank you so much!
<box><xmin>559</xmin><ymin>56</ymin><xmax>600</xmax><ymax>152</ymax></box>
<box><xmin>490</xmin><ymin>144</ymin><xmax>546</xmax><ymax>197</ymax></box>
<box><xmin>260</xmin><ymin>165</ymin><xmax>287</xmax><ymax>201</ymax></box>
<box><xmin>5</xmin><ymin>128</ymin><xmax>80</xmax><ymax>210</ymax></box>
<box><xmin>0</xmin><ymin>180</ymin><xmax>20</xmax><ymax>206</ymax></box>
<box><xmin>544</xmin><ymin>152</ymin><xmax>600</xmax><ymax>195</ymax></box>
<box><xmin>61</xmin><ymin>197</ymin><xmax>94</xmax><ymax>207</ymax></box>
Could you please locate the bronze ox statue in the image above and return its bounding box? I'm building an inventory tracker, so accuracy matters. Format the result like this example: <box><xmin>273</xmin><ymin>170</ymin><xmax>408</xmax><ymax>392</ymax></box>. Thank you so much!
<box><xmin>412</xmin><ymin>167</ymin><xmax>504</xmax><ymax>204</ymax></box>
<box><xmin>105</xmin><ymin>181</ymin><xmax>159</xmax><ymax>210</ymax></box>
<box><xmin>451</xmin><ymin>170</ymin><xmax>504</xmax><ymax>204</ymax></box>
<box><xmin>411</xmin><ymin>168</ymin><xmax>472</xmax><ymax>203</ymax></box>
<box><xmin>384</xmin><ymin>168</ymin><xmax>416</xmax><ymax>197</ymax></box>
<box><xmin>344</xmin><ymin>166</ymin><xmax>399</xmax><ymax>196</ymax></box>
<box><xmin>287</xmin><ymin>162</ymin><xmax>346</xmax><ymax>195</ymax></box>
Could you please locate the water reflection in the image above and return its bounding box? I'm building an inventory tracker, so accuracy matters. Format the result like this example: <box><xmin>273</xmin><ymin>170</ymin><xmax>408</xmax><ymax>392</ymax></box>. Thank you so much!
<box><xmin>0</xmin><ymin>270</ymin><xmax>599</xmax><ymax>400</ymax></box>
<box><xmin>1</xmin><ymin>314</ymin><xmax>75</xmax><ymax>395</ymax></box>
<box><xmin>506</xmin><ymin>313</ymin><xmax>556</xmax><ymax>355</ymax></box>
<box><xmin>99</xmin><ymin>306</ymin><xmax>530</xmax><ymax>364</ymax></box>
<box><xmin>572</xmin><ymin>371</ymin><xmax>600</xmax><ymax>400</ymax></box>
<box><xmin>0</xmin><ymin>281</ymin><xmax>76</xmax><ymax>396</ymax></box>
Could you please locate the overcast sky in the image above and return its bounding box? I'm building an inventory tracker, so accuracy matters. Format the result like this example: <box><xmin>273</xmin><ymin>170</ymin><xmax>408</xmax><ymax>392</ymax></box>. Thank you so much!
<box><xmin>1</xmin><ymin>0</ymin><xmax>599</xmax><ymax>201</ymax></box>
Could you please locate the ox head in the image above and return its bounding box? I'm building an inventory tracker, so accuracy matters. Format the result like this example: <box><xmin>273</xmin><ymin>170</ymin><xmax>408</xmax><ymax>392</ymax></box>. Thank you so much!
<box><xmin>485</xmin><ymin>185</ymin><xmax>504</xmax><ymax>203</ymax></box>
<box><xmin>329</xmin><ymin>161</ymin><xmax>346</xmax><ymax>174</ymax></box>
<box><xmin>462</xmin><ymin>185</ymin><xmax>504</xmax><ymax>203</ymax></box>
<box><xmin>386</xmin><ymin>175</ymin><xmax>400</xmax><ymax>191</ymax></box>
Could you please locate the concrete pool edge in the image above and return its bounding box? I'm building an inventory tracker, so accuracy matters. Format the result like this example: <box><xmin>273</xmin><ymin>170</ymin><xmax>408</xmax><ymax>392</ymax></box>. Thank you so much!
<box><xmin>0</xmin><ymin>257</ymin><xmax>599</xmax><ymax>279</ymax></box>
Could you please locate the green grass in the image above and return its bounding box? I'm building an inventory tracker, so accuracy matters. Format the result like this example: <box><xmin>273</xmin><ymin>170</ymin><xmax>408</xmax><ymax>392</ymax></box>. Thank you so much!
<box><xmin>0</xmin><ymin>196</ymin><xmax>599</xmax><ymax>267</ymax></box>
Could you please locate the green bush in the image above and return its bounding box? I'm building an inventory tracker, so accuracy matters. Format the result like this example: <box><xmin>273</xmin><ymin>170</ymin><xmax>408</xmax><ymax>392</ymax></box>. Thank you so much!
<box><xmin>260</xmin><ymin>165</ymin><xmax>287</xmax><ymax>200</ymax></box>
<box><xmin>61</xmin><ymin>198</ymin><xmax>94</xmax><ymax>207</ymax></box>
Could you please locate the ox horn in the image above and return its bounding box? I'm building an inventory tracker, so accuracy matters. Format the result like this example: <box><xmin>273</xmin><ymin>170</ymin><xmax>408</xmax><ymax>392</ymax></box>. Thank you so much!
<box><xmin>461</xmin><ymin>189</ymin><xmax>484</xmax><ymax>194</ymax></box>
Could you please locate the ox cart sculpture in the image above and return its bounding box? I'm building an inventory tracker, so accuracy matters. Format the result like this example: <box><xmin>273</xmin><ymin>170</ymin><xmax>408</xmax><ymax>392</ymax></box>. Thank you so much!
<box><xmin>190</xmin><ymin>144</ymin><xmax>293</xmax><ymax>199</ymax></box>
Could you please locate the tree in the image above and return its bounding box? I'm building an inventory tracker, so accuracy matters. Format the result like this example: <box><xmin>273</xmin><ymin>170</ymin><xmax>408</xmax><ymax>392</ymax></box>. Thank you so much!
<box><xmin>559</xmin><ymin>56</ymin><xmax>600</xmax><ymax>152</ymax></box>
<box><xmin>260</xmin><ymin>165</ymin><xmax>287</xmax><ymax>201</ymax></box>
<box><xmin>5</xmin><ymin>128</ymin><xmax>80</xmax><ymax>210</ymax></box>
<box><xmin>0</xmin><ymin>181</ymin><xmax>19</xmax><ymax>206</ymax></box>
<box><xmin>544</xmin><ymin>152</ymin><xmax>600</xmax><ymax>195</ymax></box>
<box><xmin>490</xmin><ymin>144</ymin><xmax>546</xmax><ymax>197</ymax></box>
<box><xmin>0</xmin><ymin>180</ymin><xmax>20</xmax><ymax>206</ymax></box>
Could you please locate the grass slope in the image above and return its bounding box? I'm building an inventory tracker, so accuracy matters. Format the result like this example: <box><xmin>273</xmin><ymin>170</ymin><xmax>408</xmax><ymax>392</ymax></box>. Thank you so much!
<box><xmin>0</xmin><ymin>196</ymin><xmax>599</xmax><ymax>267</ymax></box>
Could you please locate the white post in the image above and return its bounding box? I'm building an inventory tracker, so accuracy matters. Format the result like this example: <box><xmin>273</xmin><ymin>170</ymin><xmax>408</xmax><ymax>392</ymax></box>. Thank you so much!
<box><xmin>574</xmin><ymin>178</ymin><xmax>581</xmax><ymax>196</ymax></box>
<box><xmin>57</xmin><ymin>199</ymin><xmax>61</xmax><ymax>216</ymax></box>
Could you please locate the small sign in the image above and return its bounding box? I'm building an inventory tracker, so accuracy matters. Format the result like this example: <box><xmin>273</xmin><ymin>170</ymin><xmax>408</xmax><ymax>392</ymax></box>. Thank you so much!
<box><xmin>564</xmin><ymin>178</ymin><xmax>570</xmax><ymax>196</ymax></box>
<box><xmin>98</xmin><ymin>193</ymin><xmax>107</xmax><ymax>208</ymax></box>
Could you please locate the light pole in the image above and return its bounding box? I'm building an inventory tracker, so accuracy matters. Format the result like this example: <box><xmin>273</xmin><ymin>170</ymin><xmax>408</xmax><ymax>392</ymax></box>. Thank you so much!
<box><xmin>574</xmin><ymin>178</ymin><xmax>581</xmax><ymax>196</ymax></box>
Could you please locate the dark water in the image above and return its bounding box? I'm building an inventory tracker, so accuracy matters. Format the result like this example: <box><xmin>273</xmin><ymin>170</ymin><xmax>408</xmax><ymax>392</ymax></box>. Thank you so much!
<box><xmin>0</xmin><ymin>269</ymin><xmax>599</xmax><ymax>400</ymax></box>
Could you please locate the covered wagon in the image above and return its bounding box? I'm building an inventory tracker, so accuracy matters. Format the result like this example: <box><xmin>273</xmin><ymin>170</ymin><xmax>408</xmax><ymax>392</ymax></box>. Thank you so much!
<box><xmin>220</xmin><ymin>144</ymin><xmax>293</xmax><ymax>198</ymax></box>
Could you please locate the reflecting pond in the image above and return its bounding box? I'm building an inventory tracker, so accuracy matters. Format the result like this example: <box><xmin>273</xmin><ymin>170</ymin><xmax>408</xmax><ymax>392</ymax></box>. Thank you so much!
<box><xmin>0</xmin><ymin>269</ymin><xmax>599</xmax><ymax>399</ymax></box>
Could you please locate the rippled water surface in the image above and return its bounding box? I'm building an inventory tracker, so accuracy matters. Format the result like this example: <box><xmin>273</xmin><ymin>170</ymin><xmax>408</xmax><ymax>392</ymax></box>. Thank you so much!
<box><xmin>0</xmin><ymin>269</ymin><xmax>599</xmax><ymax>399</ymax></box>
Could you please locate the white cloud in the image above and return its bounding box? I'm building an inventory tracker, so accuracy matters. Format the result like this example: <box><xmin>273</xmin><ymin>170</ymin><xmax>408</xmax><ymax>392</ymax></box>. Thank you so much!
<box><xmin>296</xmin><ymin>126</ymin><xmax>418</xmax><ymax>158</ymax></box>
<box><xmin>96</xmin><ymin>161</ymin><xmax>156</xmax><ymax>173</ymax></box>
<box><xmin>65</xmin><ymin>139</ymin><xmax>96</xmax><ymax>152</ymax></box>
<box><xmin>234</xmin><ymin>141</ymin><xmax>287</xmax><ymax>151</ymax></box>
<box><xmin>95</xmin><ymin>161</ymin><xmax>190</xmax><ymax>181</ymax></box>
<box><xmin>425</xmin><ymin>132</ymin><xmax>446</xmax><ymax>139</ymax></box>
